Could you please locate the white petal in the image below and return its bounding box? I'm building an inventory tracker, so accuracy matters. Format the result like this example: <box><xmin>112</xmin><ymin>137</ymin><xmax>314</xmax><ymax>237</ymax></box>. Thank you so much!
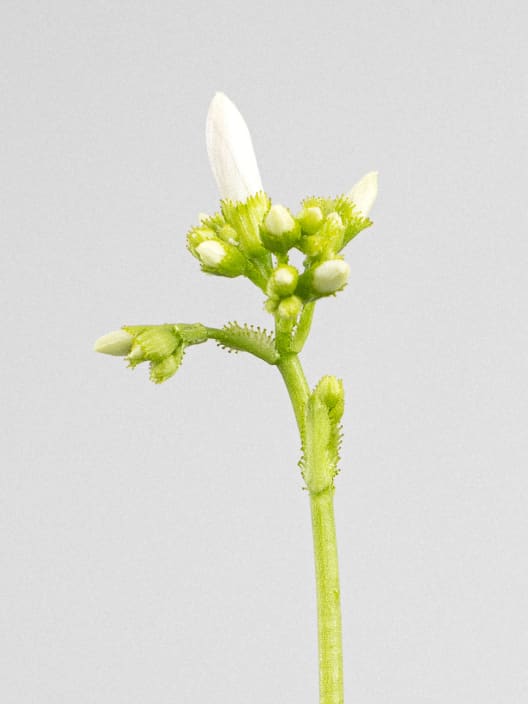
<box><xmin>347</xmin><ymin>171</ymin><xmax>378</xmax><ymax>217</ymax></box>
<box><xmin>206</xmin><ymin>92</ymin><xmax>263</xmax><ymax>202</ymax></box>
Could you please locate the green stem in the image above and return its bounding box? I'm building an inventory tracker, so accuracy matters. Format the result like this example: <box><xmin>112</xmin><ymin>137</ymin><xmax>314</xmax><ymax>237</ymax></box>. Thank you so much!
<box><xmin>310</xmin><ymin>488</ymin><xmax>343</xmax><ymax>704</ymax></box>
<box><xmin>277</xmin><ymin>353</ymin><xmax>344</xmax><ymax>704</ymax></box>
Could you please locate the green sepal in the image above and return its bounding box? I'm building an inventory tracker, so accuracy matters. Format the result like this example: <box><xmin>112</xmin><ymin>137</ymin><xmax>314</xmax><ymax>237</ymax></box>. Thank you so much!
<box><xmin>298</xmin><ymin>212</ymin><xmax>345</xmax><ymax>259</ymax></box>
<box><xmin>301</xmin><ymin>195</ymin><xmax>372</xmax><ymax>251</ymax></box>
<box><xmin>300</xmin><ymin>376</ymin><xmax>344</xmax><ymax>494</ymax></box>
<box><xmin>220</xmin><ymin>192</ymin><xmax>270</xmax><ymax>257</ymax></box>
<box><xmin>132</xmin><ymin>325</ymin><xmax>181</xmax><ymax>362</ymax></box>
<box><xmin>149</xmin><ymin>345</ymin><xmax>185</xmax><ymax>384</ymax></box>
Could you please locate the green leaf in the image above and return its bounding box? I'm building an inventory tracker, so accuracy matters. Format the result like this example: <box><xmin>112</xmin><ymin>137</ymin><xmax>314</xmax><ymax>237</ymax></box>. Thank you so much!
<box><xmin>213</xmin><ymin>322</ymin><xmax>279</xmax><ymax>364</ymax></box>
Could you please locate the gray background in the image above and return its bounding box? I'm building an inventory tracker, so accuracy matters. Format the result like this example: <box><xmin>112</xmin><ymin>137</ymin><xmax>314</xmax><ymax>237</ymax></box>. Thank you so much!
<box><xmin>1</xmin><ymin>1</ymin><xmax>527</xmax><ymax>702</ymax></box>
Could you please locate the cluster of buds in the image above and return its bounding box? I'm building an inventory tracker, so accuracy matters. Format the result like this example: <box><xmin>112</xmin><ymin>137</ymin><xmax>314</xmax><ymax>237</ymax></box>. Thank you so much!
<box><xmin>187</xmin><ymin>180</ymin><xmax>376</xmax><ymax>332</ymax></box>
<box><xmin>187</xmin><ymin>91</ymin><xmax>377</xmax><ymax>333</ymax></box>
<box><xmin>94</xmin><ymin>324</ymin><xmax>207</xmax><ymax>383</ymax></box>
<box><xmin>95</xmin><ymin>93</ymin><xmax>378</xmax><ymax>381</ymax></box>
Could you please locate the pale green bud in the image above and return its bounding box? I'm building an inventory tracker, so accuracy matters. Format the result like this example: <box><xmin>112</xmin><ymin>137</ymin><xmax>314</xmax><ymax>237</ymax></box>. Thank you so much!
<box><xmin>277</xmin><ymin>295</ymin><xmax>302</xmax><ymax>322</ymax></box>
<box><xmin>196</xmin><ymin>240</ymin><xmax>226</xmax><ymax>267</ymax></box>
<box><xmin>194</xmin><ymin>238</ymin><xmax>247</xmax><ymax>277</ymax></box>
<box><xmin>94</xmin><ymin>329</ymin><xmax>133</xmax><ymax>356</ymax></box>
<box><xmin>264</xmin><ymin>204</ymin><xmax>295</xmax><ymax>235</ymax></box>
<box><xmin>312</xmin><ymin>259</ymin><xmax>350</xmax><ymax>294</ymax></box>
<box><xmin>299</xmin><ymin>212</ymin><xmax>345</xmax><ymax>258</ymax></box>
<box><xmin>314</xmin><ymin>375</ymin><xmax>344</xmax><ymax>422</ymax></box>
<box><xmin>267</xmin><ymin>265</ymin><xmax>299</xmax><ymax>297</ymax></box>
<box><xmin>260</xmin><ymin>204</ymin><xmax>300</xmax><ymax>253</ymax></box>
<box><xmin>298</xmin><ymin>206</ymin><xmax>323</xmax><ymax>234</ymax></box>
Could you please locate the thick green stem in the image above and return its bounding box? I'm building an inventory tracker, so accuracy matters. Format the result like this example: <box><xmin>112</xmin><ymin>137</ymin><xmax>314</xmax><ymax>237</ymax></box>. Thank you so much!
<box><xmin>310</xmin><ymin>488</ymin><xmax>343</xmax><ymax>704</ymax></box>
<box><xmin>277</xmin><ymin>353</ymin><xmax>344</xmax><ymax>704</ymax></box>
<box><xmin>277</xmin><ymin>354</ymin><xmax>310</xmax><ymax>430</ymax></box>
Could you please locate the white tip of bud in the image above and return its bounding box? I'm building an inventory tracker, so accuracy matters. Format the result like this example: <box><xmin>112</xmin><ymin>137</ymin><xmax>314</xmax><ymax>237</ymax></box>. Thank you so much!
<box><xmin>274</xmin><ymin>267</ymin><xmax>296</xmax><ymax>288</ymax></box>
<box><xmin>196</xmin><ymin>239</ymin><xmax>226</xmax><ymax>267</ymax></box>
<box><xmin>94</xmin><ymin>329</ymin><xmax>133</xmax><ymax>356</ymax></box>
<box><xmin>313</xmin><ymin>260</ymin><xmax>350</xmax><ymax>294</ymax></box>
<box><xmin>347</xmin><ymin>171</ymin><xmax>378</xmax><ymax>217</ymax></box>
<box><xmin>264</xmin><ymin>204</ymin><xmax>295</xmax><ymax>235</ymax></box>
<box><xmin>206</xmin><ymin>92</ymin><xmax>263</xmax><ymax>202</ymax></box>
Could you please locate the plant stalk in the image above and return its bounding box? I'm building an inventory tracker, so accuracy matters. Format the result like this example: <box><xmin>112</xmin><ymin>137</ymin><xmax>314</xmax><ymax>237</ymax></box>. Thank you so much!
<box><xmin>277</xmin><ymin>353</ymin><xmax>344</xmax><ymax>704</ymax></box>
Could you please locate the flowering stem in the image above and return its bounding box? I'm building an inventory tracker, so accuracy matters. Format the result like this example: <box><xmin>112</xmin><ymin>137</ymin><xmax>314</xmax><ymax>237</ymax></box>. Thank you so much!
<box><xmin>278</xmin><ymin>353</ymin><xmax>344</xmax><ymax>704</ymax></box>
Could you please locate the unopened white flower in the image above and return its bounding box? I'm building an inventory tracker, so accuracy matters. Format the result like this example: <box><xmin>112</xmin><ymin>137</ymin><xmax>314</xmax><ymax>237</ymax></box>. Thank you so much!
<box><xmin>313</xmin><ymin>260</ymin><xmax>350</xmax><ymax>294</ymax></box>
<box><xmin>274</xmin><ymin>266</ymin><xmax>296</xmax><ymax>289</ymax></box>
<box><xmin>347</xmin><ymin>171</ymin><xmax>378</xmax><ymax>217</ymax></box>
<box><xmin>196</xmin><ymin>240</ymin><xmax>226</xmax><ymax>267</ymax></box>
<box><xmin>94</xmin><ymin>329</ymin><xmax>133</xmax><ymax>356</ymax></box>
<box><xmin>206</xmin><ymin>92</ymin><xmax>263</xmax><ymax>202</ymax></box>
<box><xmin>264</xmin><ymin>204</ymin><xmax>295</xmax><ymax>235</ymax></box>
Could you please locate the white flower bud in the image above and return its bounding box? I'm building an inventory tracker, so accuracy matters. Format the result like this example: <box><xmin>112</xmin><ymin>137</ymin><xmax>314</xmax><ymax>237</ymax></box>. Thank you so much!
<box><xmin>267</xmin><ymin>264</ymin><xmax>299</xmax><ymax>297</ymax></box>
<box><xmin>196</xmin><ymin>240</ymin><xmax>226</xmax><ymax>267</ymax></box>
<box><xmin>348</xmin><ymin>171</ymin><xmax>378</xmax><ymax>217</ymax></box>
<box><xmin>206</xmin><ymin>92</ymin><xmax>263</xmax><ymax>202</ymax></box>
<box><xmin>312</xmin><ymin>260</ymin><xmax>350</xmax><ymax>294</ymax></box>
<box><xmin>264</xmin><ymin>204</ymin><xmax>296</xmax><ymax>235</ymax></box>
<box><xmin>93</xmin><ymin>329</ymin><xmax>133</xmax><ymax>356</ymax></box>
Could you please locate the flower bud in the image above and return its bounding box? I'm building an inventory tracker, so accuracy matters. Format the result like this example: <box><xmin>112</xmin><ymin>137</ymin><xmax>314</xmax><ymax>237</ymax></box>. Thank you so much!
<box><xmin>299</xmin><ymin>212</ymin><xmax>345</xmax><ymax>258</ymax></box>
<box><xmin>194</xmin><ymin>238</ymin><xmax>247</xmax><ymax>277</ymax></box>
<box><xmin>314</xmin><ymin>375</ymin><xmax>344</xmax><ymax>422</ymax></box>
<box><xmin>267</xmin><ymin>265</ymin><xmax>299</xmax><ymax>297</ymax></box>
<box><xmin>277</xmin><ymin>295</ymin><xmax>302</xmax><ymax>322</ymax></box>
<box><xmin>298</xmin><ymin>206</ymin><xmax>323</xmax><ymax>234</ymax></box>
<box><xmin>196</xmin><ymin>240</ymin><xmax>226</xmax><ymax>267</ymax></box>
<box><xmin>312</xmin><ymin>259</ymin><xmax>350</xmax><ymax>294</ymax></box>
<box><xmin>265</xmin><ymin>204</ymin><xmax>295</xmax><ymax>235</ymax></box>
<box><xmin>260</xmin><ymin>204</ymin><xmax>300</xmax><ymax>253</ymax></box>
<box><xmin>94</xmin><ymin>329</ymin><xmax>133</xmax><ymax>356</ymax></box>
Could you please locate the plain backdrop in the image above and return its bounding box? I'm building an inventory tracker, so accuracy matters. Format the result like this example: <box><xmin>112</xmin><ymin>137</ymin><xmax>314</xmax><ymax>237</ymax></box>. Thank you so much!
<box><xmin>1</xmin><ymin>2</ymin><xmax>527</xmax><ymax>702</ymax></box>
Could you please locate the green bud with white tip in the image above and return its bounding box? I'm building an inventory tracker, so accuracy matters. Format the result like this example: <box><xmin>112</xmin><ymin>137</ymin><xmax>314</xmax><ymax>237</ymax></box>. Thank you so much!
<box><xmin>312</xmin><ymin>259</ymin><xmax>350</xmax><ymax>294</ymax></box>
<box><xmin>298</xmin><ymin>206</ymin><xmax>323</xmax><ymax>235</ymax></box>
<box><xmin>94</xmin><ymin>329</ymin><xmax>133</xmax><ymax>356</ymax></box>
<box><xmin>267</xmin><ymin>264</ymin><xmax>299</xmax><ymax>297</ymax></box>
<box><xmin>189</xmin><ymin>234</ymin><xmax>247</xmax><ymax>277</ymax></box>
<box><xmin>260</xmin><ymin>204</ymin><xmax>301</xmax><ymax>253</ymax></box>
<box><xmin>297</xmin><ymin>258</ymin><xmax>350</xmax><ymax>299</ymax></box>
